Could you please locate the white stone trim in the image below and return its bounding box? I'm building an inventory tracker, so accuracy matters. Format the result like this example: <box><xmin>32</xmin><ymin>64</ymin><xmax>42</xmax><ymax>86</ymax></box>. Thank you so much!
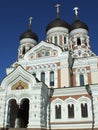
<box><xmin>46</xmin><ymin>27</ymin><xmax>69</xmax><ymax>36</ymax></box>
<box><xmin>70</xmin><ymin>28</ymin><xmax>88</xmax><ymax>36</ymax></box>
<box><xmin>20</xmin><ymin>38</ymin><xmax>37</xmax><ymax>44</ymax></box>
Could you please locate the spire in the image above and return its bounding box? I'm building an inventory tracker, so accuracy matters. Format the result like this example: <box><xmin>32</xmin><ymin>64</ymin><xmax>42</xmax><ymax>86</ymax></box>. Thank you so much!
<box><xmin>28</xmin><ymin>17</ymin><xmax>33</xmax><ymax>30</ymax></box>
<box><xmin>55</xmin><ymin>3</ymin><xmax>60</xmax><ymax>18</ymax></box>
<box><xmin>73</xmin><ymin>7</ymin><xmax>79</xmax><ymax>20</ymax></box>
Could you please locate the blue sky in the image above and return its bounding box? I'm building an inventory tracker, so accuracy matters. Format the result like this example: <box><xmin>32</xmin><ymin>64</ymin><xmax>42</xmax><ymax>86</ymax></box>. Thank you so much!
<box><xmin>0</xmin><ymin>0</ymin><xmax>98</xmax><ymax>82</ymax></box>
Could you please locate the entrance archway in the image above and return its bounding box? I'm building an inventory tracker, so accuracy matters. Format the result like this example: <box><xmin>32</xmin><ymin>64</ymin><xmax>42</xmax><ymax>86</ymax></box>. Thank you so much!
<box><xmin>16</xmin><ymin>98</ymin><xmax>29</xmax><ymax>128</ymax></box>
<box><xmin>7</xmin><ymin>99</ymin><xmax>19</xmax><ymax>128</ymax></box>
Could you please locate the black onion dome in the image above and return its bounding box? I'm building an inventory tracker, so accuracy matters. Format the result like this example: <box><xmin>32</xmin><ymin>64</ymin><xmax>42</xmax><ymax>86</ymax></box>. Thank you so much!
<box><xmin>70</xmin><ymin>19</ymin><xmax>88</xmax><ymax>32</ymax></box>
<box><xmin>46</xmin><ymin>18</ymin><xmax>70</xmax><ymax>32</ymax></box>
<box><xmin>20</xmin><ymin>29</ymin><xmax>38</xmax><ymax>41</ymax></box>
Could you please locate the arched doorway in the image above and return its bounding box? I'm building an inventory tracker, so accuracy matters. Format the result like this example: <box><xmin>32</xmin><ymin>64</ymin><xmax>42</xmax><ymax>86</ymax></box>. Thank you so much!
<box><xmin>16</xmin><ymin>98</ymin><xmax>29</xmax><ymax>128</ymax></box>
<box><xmin>7</xmin><ymin>99</ymin><xmax>19</xmax><ymax>128</ymax></box>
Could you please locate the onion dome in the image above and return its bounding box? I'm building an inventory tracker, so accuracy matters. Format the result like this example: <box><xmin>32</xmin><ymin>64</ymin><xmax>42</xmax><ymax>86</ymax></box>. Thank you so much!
<box><xmin>70</xmin><ymin>7</ymin><xmax>88</xmax><ymax>32</ymax></box>
<box><xmin>70</xmin><ymin>19</ymin><xmax>88</xmax><ymax>32</ymax></box>
<box><xmin>20</xmin><ymin>29</ymin><xmax>38</xmax><ymax>41</ymax></box>
<box><xmin>19</xmin><ymin>17</ymin><xmax>38</xmax><ymax>42</ymax></box>
<box><xmin>46</xmin><ymin>18</ymin><xmax>70</xmax><ymax>32</ymax></box>
<box><xmin>46</xmin><ymin>4</ymin><xmax>70</xmax><ymax>33</ymax></box>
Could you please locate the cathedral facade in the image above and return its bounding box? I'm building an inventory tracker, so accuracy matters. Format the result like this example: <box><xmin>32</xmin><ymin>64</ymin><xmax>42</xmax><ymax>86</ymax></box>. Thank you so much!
<box><xmin>0</xmin><ymin>4</ymin><xmax>98</xmax><ymax>130</ymax></box>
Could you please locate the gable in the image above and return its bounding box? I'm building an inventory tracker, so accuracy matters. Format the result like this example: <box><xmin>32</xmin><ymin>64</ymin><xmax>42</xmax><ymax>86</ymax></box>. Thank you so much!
<box><xmin>1</xmin><ymin>65</ymin><xmax>36</xmax><ymax>90</ymax></box>
<box><xmin>24</xmin><ymin>41</ymin><xmax>63</xmax><ymax>61</ymax></box>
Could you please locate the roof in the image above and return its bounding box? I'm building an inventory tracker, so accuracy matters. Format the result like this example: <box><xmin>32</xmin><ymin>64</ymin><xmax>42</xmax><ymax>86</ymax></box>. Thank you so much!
<box><xmin>70</xmin><ymin>19</ymin><xmax>88</xmax><ymax>32</ymax></box>
<box><xmin>46</xmin><ymin>18</ymin><xmax>70</xmax><ymax>32</ymax></box>
<box><xmin>20</xmin><ymin>29</ymin><xmax>38</xmax><ymax>41</ymax></box>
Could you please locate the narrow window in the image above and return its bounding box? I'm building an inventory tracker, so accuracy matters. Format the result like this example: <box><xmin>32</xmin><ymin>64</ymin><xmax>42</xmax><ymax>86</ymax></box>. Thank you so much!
<box><xmin>80</xmin><ymin>74</ymin><xmax>84</xmax><ymax>86</ymax></box>
<box><xmin>85</xmin><ymin>42</ymin><xmax>87</xmax><ymax>46</ymax></box>
<box><xmin>77</xmin><ymin>38</ymin><xmax>81</xmax><ymax>46</ymax></box>
<box><xmin>55</xmin><ymin>105</ymin><xmax>61</xmax><ymax>119</ymax></box>
<box><xmin>64</xmin><ymin>37</ymin><xmax>66</xmax><ymax>44</ymax></box>
<box><xmin>81</xmin><ymin>103</ymin><xmax>88</xmax><ymax>117</ymax></box>
<box><xmin>68</xmin><ymin>104</ymin><xmax>74</xmax><ymax>118</ymax></box>
<box><xmin>7</xmin><ymin>100</ymin><xmax>19</xmax><ymax>128</ymax></box>
<box><xmin>50</xmin><ymin>71</ymin><xmax>54</xmax><ymax>86</ymax></box>
<box><xmin>54</xmin><ymin>36</ymin><xmax>57</xmax><ymax>45</ymax></box>
<box><xmin>41</xmin><ymin>72</ymin><xmax>45</xmax><ymax>83</ymax></box>
<box><xmin>23</xmin><ymin>46</ymin><xmax>25</xmax><ymax>54</ymax></box>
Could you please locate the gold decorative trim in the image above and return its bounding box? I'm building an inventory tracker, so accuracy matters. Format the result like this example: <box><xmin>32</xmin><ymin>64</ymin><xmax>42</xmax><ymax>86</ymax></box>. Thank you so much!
<box><xmin>11</xmin><ymin>80</ymin><xmax>28</xmax><ymax>90</ymax></box>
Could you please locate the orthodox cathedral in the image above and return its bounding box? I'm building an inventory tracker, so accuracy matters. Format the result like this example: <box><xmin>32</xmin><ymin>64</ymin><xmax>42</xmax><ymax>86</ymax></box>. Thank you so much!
<box><xmin>0</xmin><ymin>4</ymin><xmax>98</xmax><ymax>130</ymax></box>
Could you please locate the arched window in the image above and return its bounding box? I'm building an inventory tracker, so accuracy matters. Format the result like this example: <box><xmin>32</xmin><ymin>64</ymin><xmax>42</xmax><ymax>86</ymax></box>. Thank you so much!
<box><xmin>7</xmin><ymin>99</ymin><xmax>19</xmax><ymax>128</ymax></box>
<box><xmin>81</xmin><ymin>103</ymin><xmax>88</xmax><ymax>117</ymax></box>
<box><xmin>50</xmin><ymin>71</ymin><xmax>54</xmax><ymax>86</ymax></box>
<box><xmin>23</xmin><ymin>46</ymin><xmax>25</xmax><ymax>54</ymax></box>
<box><xmin>55</xmin><ymin>105</ymin><xmax>61</xmax><ymax>119</ymax></box>
<box><xmin>41</xmin><ymin>72</ymin><xmax>45</xmax><ymax>83</ymax></box>
<box><xmin>77</xmin><ymin>38</ymin><xmax>81</xmax><ymax>46</ymax></box>
<box><xmin>54</xmin><ymin>36</ymin><xmax>57</xmax><ymax>45</ymax></box>
<box><xmin>17</xmin><ymin>98</ymin><xmax>29</xmax><ymax>128</ymax></box>
<box><xmin>85</xmin><ymin>42</ymin><xmax>87</xmax><ymax>46</ymax></box>
<box><xmin>80</xmin><ymin>74</ymin><xmax>84</xmax><ymax>86</ymax></box>
<box><xmin>68</xmin><ymin>104</ymin><xmax>74</xmax><ymax>118</ymax></box>
<box><xmin>64</xmin><ymin>37</ymin><xmax>66</xmax><ymax>44</ymax></box>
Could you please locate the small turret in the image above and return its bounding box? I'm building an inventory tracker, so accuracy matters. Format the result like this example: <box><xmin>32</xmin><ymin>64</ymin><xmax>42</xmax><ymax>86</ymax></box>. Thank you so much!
<box><xmin>69</xmin><ymin>7</ymin><xmax>95</xmax><ymax>58</ymax></box>
<box><xmin>18</xmin><ymin>17</ymin><xmax>38</xmax><ymax>59</ymax></box>
<box><xmin>70</xmin><ymin>7</ymin><xmax>88</xmax><ymax>32</ymax></box>
<box><xmin>46</xmin><ymin>4</ymin><xmax>70</xmax><ymax>50</ymax></box>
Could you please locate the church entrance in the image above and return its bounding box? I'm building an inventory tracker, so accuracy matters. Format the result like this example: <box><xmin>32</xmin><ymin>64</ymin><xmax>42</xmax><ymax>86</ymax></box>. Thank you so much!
<box><xmin>7</xmin><ymin>98</ymin><xmax>29</xmax><ymax>128</ymax></box>
<box><xmin>7</xmin><ymin>99</ymin><xmax>19</xmax><ymax>128</ymax></box>
<box><xmin>16</xmin><ymin>98</ymin><xmax>29</xmax><ymax>128</ymax></box>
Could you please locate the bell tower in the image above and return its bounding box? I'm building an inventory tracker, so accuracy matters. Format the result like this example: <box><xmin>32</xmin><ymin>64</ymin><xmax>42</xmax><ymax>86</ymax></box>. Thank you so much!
<box><xmin>46</xmin><ymin>4</ymin><xmax>70</xmax><ymax>51</ymax></box>
<box><xmin>69</xmin><ymin>7</ymin><xmax>95</xmax><ymax>58</ymax></box>
<box><xmin>18</xmin><ymin>17</ymin><xmax>38</xmax><ymax>59</ymax></box>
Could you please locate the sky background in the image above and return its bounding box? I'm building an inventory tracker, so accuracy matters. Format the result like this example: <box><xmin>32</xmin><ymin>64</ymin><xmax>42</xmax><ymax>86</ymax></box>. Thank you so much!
<box><xmin>0</xmin><ymin>0</ymin><xmax>98</xmax><ymax>82</ymax></box>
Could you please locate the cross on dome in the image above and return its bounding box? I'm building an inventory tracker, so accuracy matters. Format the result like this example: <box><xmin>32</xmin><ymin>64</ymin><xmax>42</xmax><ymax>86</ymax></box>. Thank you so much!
<box><xmin>73</xmin><ymin>7</ymin><xmax>79</xmax><ymax>19</ymax></box>
<box><xmin>28</xmin><ymin>17</ymin><xmax>33</xmax><ymax>30</ymax></box>
<box><xmin>29</xmin><ymin>17</ymin><xmax>33</xmax><ymax>25</ymax></box>
<box><xmin>55</xmin><ymin>3</ymin><xmax>61</xmax><ymax>18</ymax></box>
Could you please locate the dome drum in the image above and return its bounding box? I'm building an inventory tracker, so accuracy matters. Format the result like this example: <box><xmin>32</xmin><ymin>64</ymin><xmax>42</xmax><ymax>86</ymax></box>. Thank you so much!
<box><xmin>20</xmin><ymin>38</ymin><xmax>37</xmax><ymax>45</ymax></box>
<box><xmin>70</xmin><ymin>28</ymin><xmax>88</xmax><ymax>37</ymax></box>
<box><xmin>46</xmin><ymin>27</ymin><xmax>69</xmax><ymax>36</ymax></box>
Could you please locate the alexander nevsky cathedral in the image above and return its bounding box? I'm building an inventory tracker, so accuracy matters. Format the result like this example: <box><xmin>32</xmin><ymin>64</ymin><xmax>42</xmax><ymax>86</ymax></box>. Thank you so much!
<box><xmin>0</xmin><ymin>3</ymin><xmax>98</xmax><ymax>130</ymax></box>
